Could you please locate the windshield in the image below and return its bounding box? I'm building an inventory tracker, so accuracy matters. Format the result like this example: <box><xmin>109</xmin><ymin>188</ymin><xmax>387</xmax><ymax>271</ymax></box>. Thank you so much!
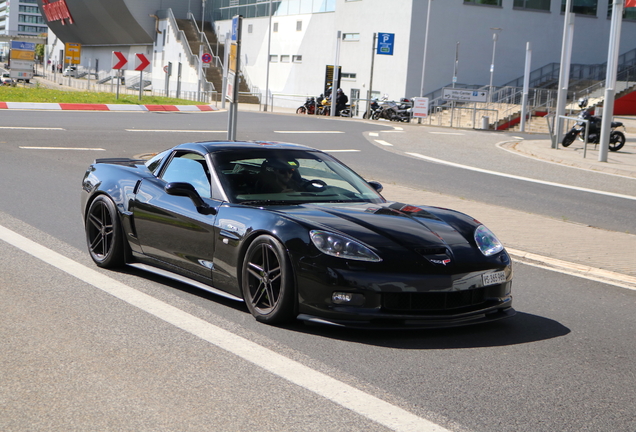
<box><xmin>213</xmin><ymin>149</ymin><xmax>385</xmax><ymax>205</ymax></box>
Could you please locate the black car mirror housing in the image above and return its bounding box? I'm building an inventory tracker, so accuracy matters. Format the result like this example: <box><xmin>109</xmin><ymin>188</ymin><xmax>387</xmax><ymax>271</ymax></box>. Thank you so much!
<box><xmin>165</xmin><ymin>182</ymin><xmax>216</xmax><ymax>215</ymax></box>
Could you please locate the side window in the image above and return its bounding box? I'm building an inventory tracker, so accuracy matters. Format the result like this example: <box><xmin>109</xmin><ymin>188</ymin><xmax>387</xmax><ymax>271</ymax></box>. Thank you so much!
<box><xmin>145</xmin><ymin>149</ymin><xmax>171</xmax><ymax>175</ymax></box>
<box><xmin>161</xmin><ymin>152</ymin><xmax>211</xmax><ymax>198</ymax></box>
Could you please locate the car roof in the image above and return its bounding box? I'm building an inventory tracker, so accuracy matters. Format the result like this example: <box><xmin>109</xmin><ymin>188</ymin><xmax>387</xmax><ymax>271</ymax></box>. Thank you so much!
<box><xmin>174</xmin><ymin>140</ymin><xmax>318</xmax><ymax>154</ymax></box>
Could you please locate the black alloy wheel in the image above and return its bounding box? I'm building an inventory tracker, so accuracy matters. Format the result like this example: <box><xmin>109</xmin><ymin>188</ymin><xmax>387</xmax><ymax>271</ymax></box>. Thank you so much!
<box><xmin>242</xmin><ymin>235</ymin><xmax>295</xmax><ymax>324</ymax></box>
<box><xmin>85</xmin><ymin>195</ymin><xmax>126</xmax><ymax>268</ymax></box>
<box><xmin>609</xmin><ymin>131</ymin><xmax>626</xmax><ymax>152</ymax></box>
<box><xmin>561</xmin><ymin>131</ymin><xmax>577</xmax><ymax>148</ymax></box>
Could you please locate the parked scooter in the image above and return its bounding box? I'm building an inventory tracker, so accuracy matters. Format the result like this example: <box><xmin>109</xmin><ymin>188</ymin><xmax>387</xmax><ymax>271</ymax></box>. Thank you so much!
<box><xmin>296</xmin><ymin>97</ymin><xmax>317</xmax><ymax>114</ymax></box>
<box><xmin>562</xmin><ymin>97</ymin><xmax>626</xmax><ymax>152</ymax></box>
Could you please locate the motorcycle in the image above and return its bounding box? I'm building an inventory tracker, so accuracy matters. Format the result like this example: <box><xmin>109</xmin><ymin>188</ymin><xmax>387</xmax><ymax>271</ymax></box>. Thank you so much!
<box><xmin>562</xmin><ymin>97</ymin><xmax>626</xmax><ymax>152</ymax></box>
<box><xmin>373</xmin><ymin>97</ymin><xmax>413</xmax><ymax>122</ymax></box>
<box><xmin>296</xmin><ymin>97</ymin><xmax>317</xmax><ymax>115</ymax></box>
<box><xmin>363</xmin><ymin>99</ymin><xmax>381</xmax><ymax>119</ymax></box>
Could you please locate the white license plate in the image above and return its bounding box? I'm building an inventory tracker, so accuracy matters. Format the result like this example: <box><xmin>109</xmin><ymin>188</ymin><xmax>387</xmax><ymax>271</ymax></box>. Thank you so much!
<box><xmin>482</xmin><ymin>271</ymin><xmax>506</xmax><ymax>286</ymax></box>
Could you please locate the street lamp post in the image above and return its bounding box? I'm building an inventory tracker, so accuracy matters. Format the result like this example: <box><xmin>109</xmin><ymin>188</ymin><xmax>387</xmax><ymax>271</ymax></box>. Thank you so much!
<box><xmin>489</xmin><ymin>27</ymin><xmax>502</xmax><ymax>103</ymax></box>
<box><xmin>264</xmin><ymin>0</ymin><xmax>273</xmax><ymax>111</ymax></box>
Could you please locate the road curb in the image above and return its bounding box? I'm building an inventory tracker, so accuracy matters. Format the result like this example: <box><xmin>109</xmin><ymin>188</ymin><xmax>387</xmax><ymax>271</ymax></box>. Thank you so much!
<box><xmin>508</xmin><ymin>248</ymin><xmax>636</xmax><ymax>290</ymax></box>
<box><xmin>0</xmin><ymin>101</ymin><xmax>218</xmax><ymax>112</ymax></box>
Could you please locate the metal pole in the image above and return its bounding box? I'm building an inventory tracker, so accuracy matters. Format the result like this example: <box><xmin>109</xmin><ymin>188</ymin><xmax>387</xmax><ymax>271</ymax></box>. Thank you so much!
<box><xmin>520</xmin><ymin>42</ymin><xmax>532</xmax><ymax>132</ymax></box>
<box><xmin>599</xmin><ymin>0</ymin><xmax>624</xmax><ymax>162</ymax></box>
<box><xmin>368</xmin><ymin>33</ymin><xmax>376</xmax><ymax>107</ymax></box>
<box><xmin>419</xmin><ymin>0</ymin><xmax>432</xmax><ymax>97</ymax></box>
<box><xmin>264</xmin><ymin>0</ymin><xmax>273</xmax><ymax>111</ymax></box>
<box><xmin>488</xmin><ymin>28</ymin><xmax>502</xmax><ymax>103</ymax></box>
<box><xmin>197</xmin><ymin>44</ymin><xmax>203</xmax><ymax>102</ymax></box>
<box><xmin>201</xmin><ymin>0</ymin><xmax>205</xmax><ymax>34</ymax></box>
<box><xmin>452</xmin><ymin>42</ymin><xmax>459</xmax><ymax>88</ymax></box>
<box><xmin>418</xmin><ymin>0</ymin><xmax>432</xmax><ymax>125</ymax></box>
<box><xmin>331</xmin><ymin>31</ymin><xmax>341</xmax><ymax>117</ymax></box>
<box><xmin>554</xmin><ymin>0</ymin><xmax>574</xmax><ymax>148</ymax></box>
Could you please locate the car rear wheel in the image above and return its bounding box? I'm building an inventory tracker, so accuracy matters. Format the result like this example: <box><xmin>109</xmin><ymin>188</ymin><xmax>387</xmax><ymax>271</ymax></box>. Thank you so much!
<box><xmin>241</xmin><ymin>235</ymin><xmax>295</xmax><ymax>324</ymax></box>
<box><xmin>85</xmin><ymin>195</ymin><xmax>126</xmax><ymax>268</ymax></box>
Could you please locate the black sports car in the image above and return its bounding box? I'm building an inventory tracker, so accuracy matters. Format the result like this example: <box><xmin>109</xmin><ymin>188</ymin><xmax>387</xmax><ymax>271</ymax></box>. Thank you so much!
<box><xmin>81</xmin><ymin>141</ymin><xmax>514</xmax><ymax>328</ymax></box>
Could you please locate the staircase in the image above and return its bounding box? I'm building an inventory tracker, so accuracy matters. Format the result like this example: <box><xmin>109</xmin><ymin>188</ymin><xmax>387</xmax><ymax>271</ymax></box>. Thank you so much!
<box><xmin>175</xmin><ymin>18</ymin><xmax>260</xmax><ymax>104</ymax></box>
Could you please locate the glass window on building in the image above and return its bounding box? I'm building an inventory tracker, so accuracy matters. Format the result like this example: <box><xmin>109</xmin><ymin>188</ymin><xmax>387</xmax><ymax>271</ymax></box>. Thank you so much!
<box><xmin>464</xmin><ymin>0</ymin><xmax>502</xmax><ymax>6</ymax></box>
<box><xmin>513</xmin><ymin>0</ymin><xmax>550</xmax><ymax>11</ymax></box>
<box><xmin>292</xmin><ymin>55</ymin><xmax>302</xmax><ymax>63</ymax></box>
<box><xmin>608</xmin><ymin>2</ymin><xmax>636</xmax><ymax>20</ymax></box>
<box><xmin>281</xmin><ymin>55</ymin><xmax>290</xmax><ymax>62</ymax></box>
<box><xmin>211</xmin><ymin>0</ymin><xmax>335</xmax><ymax>20</ymax></box>
<box><xmin>343</xmin><ymin>33</ymin><xmax>360</xmax><ymax>41</ymax></box>
<box><xmin>561</xmin><ymin>0</ymin><xmax>597</xmax><ymax>16</ymax></box>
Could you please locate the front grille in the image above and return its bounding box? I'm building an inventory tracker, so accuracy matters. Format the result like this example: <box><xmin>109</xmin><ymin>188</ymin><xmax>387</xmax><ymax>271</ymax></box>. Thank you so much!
<box><xmin>382</xmin><ymin>288</ymin><xmax>487</xmax><ymax>312</ymax></box>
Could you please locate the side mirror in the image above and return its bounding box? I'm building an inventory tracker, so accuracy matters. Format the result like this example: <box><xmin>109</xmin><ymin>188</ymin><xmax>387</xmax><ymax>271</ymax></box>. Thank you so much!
<box><xmin>368</xmin><ymin>181</ymin><xmax>383</xmax><ymax>193</ymax></box>
<box><xmin>165</xmin><ymin>182</ymin><xmax>216</xmax><ymax>215</ymax></box>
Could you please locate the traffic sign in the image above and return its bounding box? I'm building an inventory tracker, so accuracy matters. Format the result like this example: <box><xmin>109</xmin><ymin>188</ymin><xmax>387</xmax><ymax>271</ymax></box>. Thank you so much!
<box><xmin>442</xmin><ymin>88</ymin><xmax>488</xmax><ymax>103</ymax></box>
<box><xmin>65</xmin><ymin>42</ymin><xmax>81</xmax><ymax>65</ymax></box>
<box><xmin>377</xmin><ymin>33</ymin><xmax>394</xmax><ymax>55</ymax></box>
<box><xmin>134</xmin><ymin>53</ymin><xmax>150</xmax><ymax>71</ymax></box>
<box><xmin>202</xmin><ymin>53</ymin><xmax>212</xmax><ymax>63</ymax></box>
<box><xmin>112</xmin><ymin>51</ymin><xmax>127</xmax><ymax>70</ymax></box>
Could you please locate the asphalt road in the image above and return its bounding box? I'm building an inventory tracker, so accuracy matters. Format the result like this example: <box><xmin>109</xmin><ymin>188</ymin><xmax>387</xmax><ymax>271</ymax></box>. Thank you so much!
<box><xmin>1</xmin><ymin>110</ymin><xmax>635</xmax><ymax>432</ymax></box>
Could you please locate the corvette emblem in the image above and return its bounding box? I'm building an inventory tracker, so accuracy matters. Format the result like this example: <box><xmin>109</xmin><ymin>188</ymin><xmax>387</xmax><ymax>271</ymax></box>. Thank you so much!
<box><xmin>430</xmin><ymin>258</ymin><xmax>451</xmax><ymax>266</ymax></box>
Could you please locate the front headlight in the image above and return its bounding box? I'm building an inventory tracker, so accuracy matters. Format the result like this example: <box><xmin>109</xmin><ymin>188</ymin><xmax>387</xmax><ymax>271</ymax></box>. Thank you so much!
<box><xmin>310</xmin><ymin>230</ymin><xmax>382</xmax><ymax>262</ymax></box>
<box><xmin>474</xmin><ymin>225</ymin><xmax>504</xmax><ymax>256</ymax></box>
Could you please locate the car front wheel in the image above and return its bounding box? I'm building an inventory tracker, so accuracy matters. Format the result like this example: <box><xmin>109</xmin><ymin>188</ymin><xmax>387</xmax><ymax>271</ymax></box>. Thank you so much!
<box><xmin>241</xmin><ymin>235</ymin><xmax>295</xmax><ymax>324</ymax></box>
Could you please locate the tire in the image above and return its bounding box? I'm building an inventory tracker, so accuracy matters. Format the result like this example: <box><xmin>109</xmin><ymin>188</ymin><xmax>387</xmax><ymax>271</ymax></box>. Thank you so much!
<box><xmin>609</xmin><ymin>131</ymin><xmax>625</xmax><ymax>152</ymax></box>
<box><xmin>296</xmin><ymin>106</ymin><xmax>306</xmax><ymax>114</ymax></box>
<box><xmin>241</xmin><ymin>235</ymin><xmax>295</xmax><ymax>324</ymax></box>
<box><xmin>85</xmin><ymin>195</ymin><xmax>127</xmax><ymax>268</ymax></box>
<box><xmin>363</xmin><ymin>111</ymin><xmax>369</xmax><ymax>119</ymax></box>
<box><xmin>562</xmin><ymin>131</ymin><xmax>577</xmax><ymax>148</ymax></box>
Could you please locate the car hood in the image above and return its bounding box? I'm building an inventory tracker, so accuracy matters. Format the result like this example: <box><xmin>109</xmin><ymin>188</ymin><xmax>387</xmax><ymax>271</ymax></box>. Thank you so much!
<box><xmin>275</xmin><ymin>202</ymin><xmax>471</xmax><ymax>252</ymax></box>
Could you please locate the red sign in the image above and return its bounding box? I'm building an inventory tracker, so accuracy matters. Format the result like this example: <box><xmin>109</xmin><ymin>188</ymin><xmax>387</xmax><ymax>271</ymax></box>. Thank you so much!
<box><xmin>202</xmin><ymin>53</ymin><xmax>212</xmax><ymax>63</ymax></box>
<box><xmin>112</xmin><ymin>51</ymin><xmax>127</xmax><ymax>70</ymax></box>
<box><xmin>42</xmin><ymin>0</ymin><xmax>74</xmax><ymax>25</ymax></box>
<box><xmin>134</xmin><ymin>54</ymin><xmax>150</xmax><ymax>71</ymax></box>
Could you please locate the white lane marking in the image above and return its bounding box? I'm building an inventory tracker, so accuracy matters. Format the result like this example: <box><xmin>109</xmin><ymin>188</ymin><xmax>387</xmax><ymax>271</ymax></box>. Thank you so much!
<box><xmin>0</xmin><ymin>224</ymin><xmax>450</xmax><ymax>432</ymax></box>
<box><xmin>375</xmin><ymin>140</ymin><xmax>394</xmax><ymax>147</ymax></box>
<box><xmin>511</xmin><ymin>136</ymin><xmax>524</xmax><ymax>140</ymax></box>
<box><xmin>428</xmin><ymin>132</ymin><xmax>465</xmax><ymax>135</ymax></box>
<box><xmin>405</xmin><ymin>152</ymin><xmax>636</xmax><ymax>201</ymax></box>
<box><xmin>20</xmin><ymin>146</ymin><xmax>105</xmax><ymax>151</ymax></box>
<box><xmin>369</xmin><ymin>132</ymin><xmax>379</xmax><ymax>137</ymax></box>
<box><xmin>125</xmin><ymin>129</ymin><xmax>227</xmax><ymax>133</ymax></box>
<box><xmin>323</xmin><ymin>149</ymin><xmax>361</xmax><ymax>152</ymax></box>
<box><xmin>0</xmin><ymin>126</ymin><xmax>65</xmax><ymax>130</ymax></box>
<box><xmin>508</xmin><ymin>248</ymin><xmax>636</xmax><ymax>291</ymax></box>
<box><xmin>496</xmin><ymin>141</ymin><xmax>636</xmax><ymax>180</ymax></box>
<box><xmin>274</xmin><ymin>131</ymin><xmax>345</xmax><ymax>134</ymax></box>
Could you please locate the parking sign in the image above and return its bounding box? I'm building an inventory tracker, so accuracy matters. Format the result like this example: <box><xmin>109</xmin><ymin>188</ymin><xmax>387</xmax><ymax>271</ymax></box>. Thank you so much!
<box><xmin>377</xmin><ymin>33</ymin><xmax>394</xmax><ymax>55</ymax></box>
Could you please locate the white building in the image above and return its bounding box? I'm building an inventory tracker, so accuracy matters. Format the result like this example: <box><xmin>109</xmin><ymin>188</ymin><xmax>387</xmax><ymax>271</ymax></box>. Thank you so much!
<box><xmin>41</xmin><ymin>0</ymin><xmax>636</xmax><ymax>110</ymax></box>
<box><xmin>0</xmin><ymin>0</ymin><xmax>47</xmax><ymax>60</ymax></box>
<box><xmin>212</xmin><ymin>0</ymin><xmax>636</xmax><ymax>107</ymax></box>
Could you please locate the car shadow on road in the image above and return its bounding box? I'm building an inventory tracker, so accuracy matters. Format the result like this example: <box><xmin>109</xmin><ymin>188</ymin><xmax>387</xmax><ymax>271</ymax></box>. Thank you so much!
<box><xmin>290</xmin><ymin>312</ymin><xmax>570</xmax><ymax>349</ymax></box>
